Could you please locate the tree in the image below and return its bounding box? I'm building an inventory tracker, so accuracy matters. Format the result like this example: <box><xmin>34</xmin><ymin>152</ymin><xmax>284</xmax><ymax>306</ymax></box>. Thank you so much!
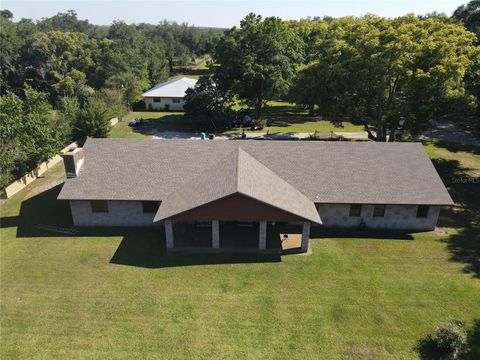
<box><xmin>213</xmin><ymin>13</ymin><xmax>304</xmax><ymax>118</ymax></box>
<box><xmin>0</xmin><ymin>92</ymin><xmax>25</xmax><ymax>187</ymax></box>
<box><xmin>105</xmin><ymin>72</ymin><xmax>149</xmax><ymax>110</ymax></box>
<box><xmin>453</xmin><ymin>1</ymin><xmax>480</xmax><ymax>124</ymax></box>
<box><xmin>184</xmin><ymin>76</ymin><xmax>233</xmax><ymax>131</ymax></box>
<box><xmin>0</xmin><ymin>13</ymin><xmax>23</xmax><ymax>94</ymax></box>
<box><xmin>0</xmin><ymin>87</ymin><xmax>61</xmax><ymax>187</ymax></box>
<box><xmin>56</xmin><ymin>96</ymin><xmax>80</xmax><ymax>144</ymax></box>
<box><xmin>23</xmin><ymin>31</ymin><xmax>97</xmax><ymax>103</ymax></box>
<box><xmin>292</xmin><ymin>15</ymin><xmax>477</xmax><ymax>141</ymax></box>
<box><xmin>51</xmin><ymin>69</ymin><xmax>94</xmax><ymax>106</ymax></box>
<box><xmin>0</xmin><ymin>9</ymin><xmax>13</xmax><ymax>19</ymax></box>
<box><xmin>36</xmin><ymin>10</ymin><xmax>93</xmax><ymax>34</ymax></box>
<box><xmin>96</xmin><ymin>88</ymin><xmax>127</xmax><ymax>119</ymax></box>
<box><xmin>73</xmin><ymin>96</ymin><xmax>113</xmax><ymax>138</ymax></box>
<box><xmin>453</xmin><ymin>1</ymin><xmax>480</xmax><ymax>39</ymax></box>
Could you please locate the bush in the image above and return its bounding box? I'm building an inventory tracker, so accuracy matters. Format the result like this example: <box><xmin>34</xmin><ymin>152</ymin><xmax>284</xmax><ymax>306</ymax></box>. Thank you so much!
<box><xmin>73</xmin><ymin>96</ymin><xmax>113</xmax><ymax>138</ymax></box>
<box><xmin>431</xmin><ymin>320</ymin><xmax>468</xmax><ymax>358</ymax></box>
<box><xmin>256</xmin><ymin>116</ymin><xmax>267</xmax><ymax>129</ymax></box>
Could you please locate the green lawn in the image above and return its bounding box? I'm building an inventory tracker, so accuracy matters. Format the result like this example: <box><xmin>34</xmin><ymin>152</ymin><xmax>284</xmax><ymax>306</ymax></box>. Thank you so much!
<box><xmin>229</xmin><ymin>101</ymin><xmax>364</xmax><ymax>134</ymax></box>
<box><xmin>110</xmin><ymin>102</ymin><xmax>364</xmax><ymax>139</ymax></box>
<box><xmin>1</xmin><ymin>142</ymin><xmax>479</xmax><ymax>359</ymax></box>
<box><xmin>109</xmin><ymin>112</ymin><xmax>186</xmax><ymax>139</ymax></box>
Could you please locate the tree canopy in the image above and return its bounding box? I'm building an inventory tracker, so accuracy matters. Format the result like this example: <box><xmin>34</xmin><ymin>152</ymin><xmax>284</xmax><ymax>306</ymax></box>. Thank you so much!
<box><xmin>0</xmin><ymin>88</ymin><xmax>61</xmax><ymax>187</ymax></box>
<box><xmin>213</xmin><ymin>13</ymin><xmax>304</xmax><ymax>118</ymax></box>
<box><xmin>291</xmin><ymin>15</ymin><xmax>477</xmax><ymax>141</ymax></box>
<box><xmin>184</xmin><ymin>76</ymin><xmax>233</xmax><ymax>131</ymax></box>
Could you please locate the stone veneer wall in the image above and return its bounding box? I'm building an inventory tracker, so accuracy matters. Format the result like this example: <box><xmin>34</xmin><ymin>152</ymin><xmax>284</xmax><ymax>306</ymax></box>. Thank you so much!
<box><xmin>316</xmin><ymin>204</ymin><xmax>440</xmax><ymax>231</ymax></box>
<box><xmin>69</xmin><ymin>200</ymin><xmax>158</xmax><ymax>226</ymax></box>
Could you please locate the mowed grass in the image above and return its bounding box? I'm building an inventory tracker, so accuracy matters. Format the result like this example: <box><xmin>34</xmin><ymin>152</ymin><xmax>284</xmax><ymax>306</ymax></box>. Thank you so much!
<box><xmin>229</xmin><ymin>101</ymin><xmax>365</xmax><ymax>134</ymax></box>
<box><xmin>110</xmin><ymin>102</ymin><xmax>364</xmax><ymax>139</ymax></box>
<box><xmin>1</xmin><ymin>143</ymin><xmax>479</xmax><ymax>359</ymax></box>
<box><xmin>108</xmin><ymin>112</ymin><xmax>186</xmax><ymax>139</ymax></box>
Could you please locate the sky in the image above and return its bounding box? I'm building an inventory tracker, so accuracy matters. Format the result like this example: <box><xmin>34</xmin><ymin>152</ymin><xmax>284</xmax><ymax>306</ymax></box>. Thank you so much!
<box><xmin>1</xmin><ymin>0</ymin><xmax>467</xmax><ymax>28</ymax></box>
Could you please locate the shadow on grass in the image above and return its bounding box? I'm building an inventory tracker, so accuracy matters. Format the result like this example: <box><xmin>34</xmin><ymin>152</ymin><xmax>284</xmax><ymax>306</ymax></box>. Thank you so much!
<box><xmin>131</xmin><ymin>114</ymin><xmax>185</xmax><ymax>135</ymax></box>
<box><xmin>110</xmin><ymin>235</ymin><xmax>281</xmax><ymax>268</ymax></box>
<box><xmin>3</xmin><ymin>183</ymin><xmax>281</xmax><ymax>268</ymax></box>
<box><xmin>175</xmin><ymin>67</ymin><xmax>211</xmax><ymax>77</ymax></box>
<box><xmin>433</xmin><ymin>141</ymin><xmax>480</xmax><ymax>156</ymax></box>
<box><xmin>416</xmin><ymin>319</ymin><xmax>480</xmax><ymax>359</ymax></box>
<box><xmin>432</xmin><ymin>152</ymin><xmax>480</xmax><ymax>279</ymax></box>
<box><xmin>131</xmin><ymin>113</ymin><xmax>226</xmax><ymax>135</ymax></box>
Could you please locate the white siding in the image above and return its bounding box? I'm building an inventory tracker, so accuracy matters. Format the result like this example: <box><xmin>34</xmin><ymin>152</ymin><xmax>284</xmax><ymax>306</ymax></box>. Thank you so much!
<box><xmin>70</xmin><ymin>200</ymin><xmax>159</xmax><ymax>226</ymax></box>
<box><xmin>316</xmin><ymin>204</ymin><xmax>440</xmax><ymax>231</ymax></box>
<box><xmin>144</xmin><ymin>97</ymin><xmax>185</xmax><ymax>111</ymax></box>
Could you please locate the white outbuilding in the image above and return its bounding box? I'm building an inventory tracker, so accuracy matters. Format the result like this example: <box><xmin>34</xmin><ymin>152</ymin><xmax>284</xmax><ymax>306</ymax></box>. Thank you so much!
<box><xmin>142</xmin><ymin>77</ymin><xmax>198</xmax><ymax>111</ymax></box>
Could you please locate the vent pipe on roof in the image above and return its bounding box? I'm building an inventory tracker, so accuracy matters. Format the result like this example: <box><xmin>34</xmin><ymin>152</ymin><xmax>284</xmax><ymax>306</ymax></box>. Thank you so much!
<box><xmin>62</xmin><ymin>147</ymin><xmax>84</xmax><ymax>178</ymax></box>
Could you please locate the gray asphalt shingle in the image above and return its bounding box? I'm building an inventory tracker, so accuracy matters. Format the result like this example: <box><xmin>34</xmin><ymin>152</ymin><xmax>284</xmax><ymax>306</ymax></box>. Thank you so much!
<box><xmin>57</xmin><ymin>138</ymin><xmax>453</xmax><ymax>206</ymax></box>
<box><xmin>153</xmin><ymin>147</ymin><xmax>321</xmax><ymax>222</ymax></box>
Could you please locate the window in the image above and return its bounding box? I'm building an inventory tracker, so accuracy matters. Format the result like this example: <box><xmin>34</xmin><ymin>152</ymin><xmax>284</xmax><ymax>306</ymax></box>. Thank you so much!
<box><xmin>91</xmin><ymin>200</ymin><xmax>108</xmax><ymax>213</ymax></box>
<box><xmin>416</xmin><ymin>205</ymin><xmax>429</xmax><ymax>218</ymax></box>
<box><xmin>172</xmin><ymin>98</ymin><xmax>181</xmax><ymax>103</ymax></box>
<box><xmin>142</xmin><ymin>201</ymin><xmax>160</xmax><ymax>213</ymax></box>
<box><xmin>349</xmin><ymin>204</ymin><xmax>362</xmax><ymax>217</ymax></box>
<box><xmin>373</xmin><ymin>204</ymin><xmax>385</xmax><ymax>217</ymax></box>
<box><xmin>153</xmin><ymin>97</ymin><xmax>161</xmax><ymax>103</ymax></box>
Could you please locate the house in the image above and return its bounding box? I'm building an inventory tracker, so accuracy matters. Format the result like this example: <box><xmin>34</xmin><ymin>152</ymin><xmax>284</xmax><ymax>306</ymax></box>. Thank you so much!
<box><xmin>142</xmin><ymin>77</ymin><xmax>197</xmax><ymax>111</ymax></box>
<box><xmin>57</xmin><ymin>139</ymin><xmax>453</xmax><ymax>252</ymax></box>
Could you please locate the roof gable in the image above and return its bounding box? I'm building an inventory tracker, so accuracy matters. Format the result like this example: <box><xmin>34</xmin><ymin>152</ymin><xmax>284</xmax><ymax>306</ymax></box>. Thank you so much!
<box><xmin>153</xmin><ymin>147</ymin><xmax>321</xmax><ymax>223</ymax></box>
<box><xmin>165</xmin><ymin>192</ymin><xmax>315</xmax><ymax>222</ymax></box>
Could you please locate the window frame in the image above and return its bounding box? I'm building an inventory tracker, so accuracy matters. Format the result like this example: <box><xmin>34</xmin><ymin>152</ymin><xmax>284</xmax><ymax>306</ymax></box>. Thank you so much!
<box><xmin>153</xmin><ymin>97</ymin><xmax>161</xmax><ymax>103</ymax></box>
<box><xmin>373</xmin><ymin>204</ymin><xmax>386</xmax><ymax>217</ymax></box>
<box><xmin>142</xmin><ymin>201</ymin><xmax>160</xmax><ymax>214</ymax></box>
<box><xmin>91</xmin><ymin>200</ymin><xmax>108</xmax><ymax>213</ymax></box>
<box><xmin>416</xmin><ymin>205</ymin><xmax>429</xmax><ymax>218</ymax></box>
<box><xmin>349</xmin><ymin>204</ymin><xmax>362</xmax><ymax>217</ymax></box>
<box><xmin>172</xmin><ymin>97</ymin><xmax>181</xmax><ymax>104</ymax></box>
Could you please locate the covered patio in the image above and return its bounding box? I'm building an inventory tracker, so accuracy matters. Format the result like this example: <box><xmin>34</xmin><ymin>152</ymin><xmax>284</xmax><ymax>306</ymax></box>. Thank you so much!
<box><xmin>165</xmin><ymin>221</ymin><xmax>311</xmax><ymax>253</ymax></box>
<box><xmin>154</xmin><ymin>147</ymin><xmax>321</xmax><ymax>253</ymax></box>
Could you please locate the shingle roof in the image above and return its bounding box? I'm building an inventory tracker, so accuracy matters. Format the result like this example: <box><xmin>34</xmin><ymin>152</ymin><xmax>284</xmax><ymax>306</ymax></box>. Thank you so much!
<box><xmin>57</xmin><ymin>138</ymin><xmax>454</xmax><ymax>206</ymax></box>
<box><xmin>154</xmin><ymin>147</ymin><xmax>321</xmax><ymax>223</ymax></box>
<box><xmin>142</xmin><ymin>77</ymin><xmax>197</xmax><ymax>98</ymax></box>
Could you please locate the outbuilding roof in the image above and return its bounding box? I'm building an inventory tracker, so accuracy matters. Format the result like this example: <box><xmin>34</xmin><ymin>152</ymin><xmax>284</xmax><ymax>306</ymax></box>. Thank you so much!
<box><xmin>58</xmin><ymin>138</ymin><xmax>454</xmax><ymax>206</ymax></box>
<box><xmin>142</xmin><ymin>77</ymin><xmax>197</xmax><ymax>98</ymax></box>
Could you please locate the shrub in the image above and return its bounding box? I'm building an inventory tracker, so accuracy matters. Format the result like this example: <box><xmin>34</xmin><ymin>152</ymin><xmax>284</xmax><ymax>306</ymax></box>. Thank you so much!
<box><xmin>256</xmin><ymin>116</ymin><xmax>267</xmax><ymax>129</ymax></box>
<box><xmin>73</xmin><ymin>96</ymin><xmax>113</xmax><ymax>138</ymax></box>
<box><xmin>431</xmin><ymin>320</ymin><xmax>468</xmax><ymax>359</ymax></box>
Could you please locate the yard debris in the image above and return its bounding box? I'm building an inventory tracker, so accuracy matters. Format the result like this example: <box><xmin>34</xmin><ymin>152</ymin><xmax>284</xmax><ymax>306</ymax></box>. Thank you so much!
<box><xmin>36</xmin><ymin>224</ymin><xmax>79</xmax><ymax>235</ymax></box>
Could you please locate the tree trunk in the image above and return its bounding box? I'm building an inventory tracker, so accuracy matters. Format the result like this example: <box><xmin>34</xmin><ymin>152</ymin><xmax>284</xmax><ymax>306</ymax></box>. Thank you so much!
<box><xmin>308</xmin><ymin>103</ymin><xmax>315</xmax><ymax>116</ymax></box>
<box><xmin>168</xmin><ymin>58</ymin><xmax>174</xmax><ymax>75</ymax></box>
<box><xmin>376</xmin><ymin>91</ymin><xmax>385</xmax><ymax>142</ymax></box>
<box><xmin>362</xmin><ymin>120</ymin><xmax>377</xmax><ymax>141</ymax></box>
<box><xmin>388</xmin><ymin>118</ymin><xmax>399</xmax><ymax>142</ymax></box>
<box><xmin>255</xmin><ymin>81</ymin><xmax>264</xmax><ymax>119</ymax></box>
<box><xmin>255</xmin><ymin>95</ymin><xmax>262</xmax><ymax>119</ymax></box>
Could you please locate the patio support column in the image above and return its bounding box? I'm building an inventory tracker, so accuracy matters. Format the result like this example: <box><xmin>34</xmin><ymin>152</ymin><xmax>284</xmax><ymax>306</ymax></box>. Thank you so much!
<box><xmin>212</xmin><ymin>220</ymin><xmax>220</xmax><ymax>248</ymax></box>
<box><xmin>165</xmin><ymin>220</ymin><xmax>174</xmax><ymax>249</ymax></box>
<box><xmin>301</xmin><ymin>221</ymin><xmax>310</xmax><ymax>252</ymax></box>
<box><xmin>259</xmin><ymin>221</ymin><xmax>267</xmax><ymax>249</ymax></box>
